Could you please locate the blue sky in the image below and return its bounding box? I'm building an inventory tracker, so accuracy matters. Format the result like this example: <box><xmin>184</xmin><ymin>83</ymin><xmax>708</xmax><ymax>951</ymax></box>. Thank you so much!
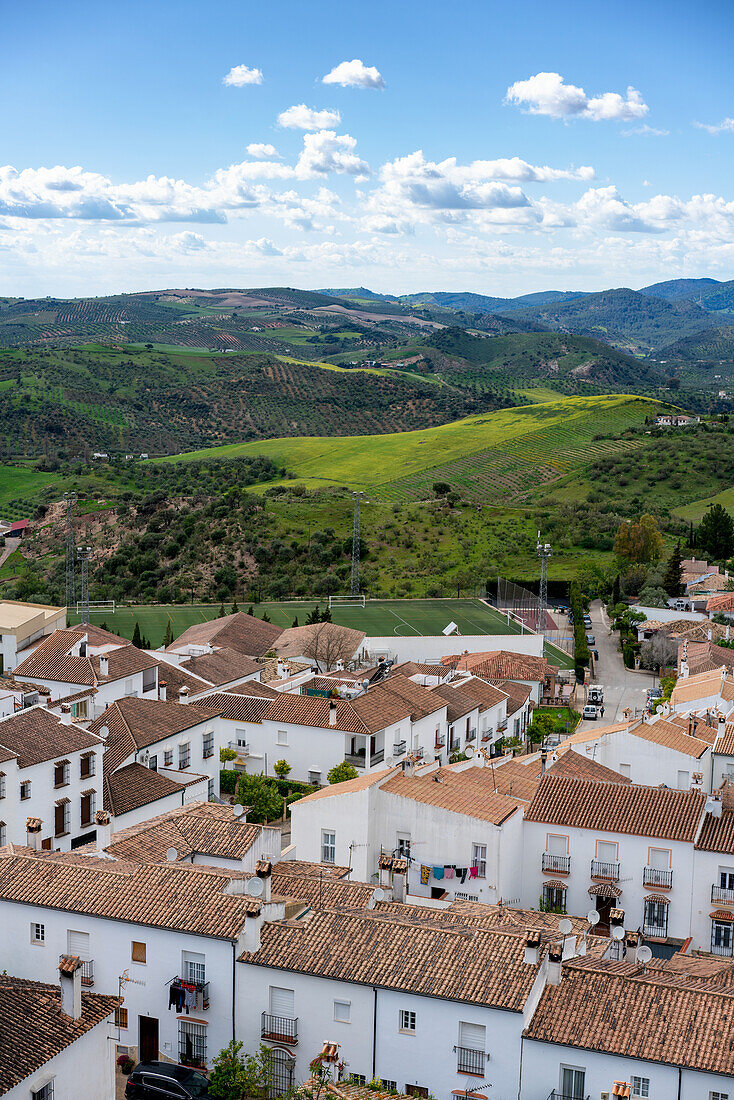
<box><xmin>3</xmin><ymin>0</ymin><xmax>734</xmax><ymax>297</ymax></box>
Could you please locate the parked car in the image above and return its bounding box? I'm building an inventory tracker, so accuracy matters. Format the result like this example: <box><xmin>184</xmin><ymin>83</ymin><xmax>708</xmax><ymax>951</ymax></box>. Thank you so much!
<box><xmin>125</xmin><ymin>1063</ymin><xmax>209</xmax><ymax>1099</ymax></box>
<box><xmin>588</xmin><ymin>687</ymin><xmax>604</xmax><ymax>704</ymax></box>
<box><xmin>582</xmin><ymin>704</ymin><xmax>598</xmax><ymax>720</ymax></box>
<box><xmin>586</xmin><ymin>632</ymin><xmax>596</xmax><ymax>645</ymax></box>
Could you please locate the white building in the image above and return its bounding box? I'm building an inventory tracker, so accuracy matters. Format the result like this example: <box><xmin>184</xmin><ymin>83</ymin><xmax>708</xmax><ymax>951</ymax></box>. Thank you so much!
<box><xmin>0</xmin><ymin>600</ymin><xmax>66</xmax><ymax>673</ymax></box>
<box><xmin>1</xmin><ymin>965</ymin><xmax>117</xmax><ymax>1100</ymax></box>
<box><xmin>0</xmin><ymin>704</ymin><xmax>104</xmax><ymax>850</ymax></box>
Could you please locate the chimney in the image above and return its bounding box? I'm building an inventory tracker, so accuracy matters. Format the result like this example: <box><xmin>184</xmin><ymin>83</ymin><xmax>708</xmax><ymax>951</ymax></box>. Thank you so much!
<box><xmin>681</xmin><ymin>660</ymin><xmax>689</xmax><ymax>679</ymax></box>
<box><xmin>328</xmin><ymin>699</ymin><xmax>337</xmax><ymax>727</ymax></box>
<box><xmin>719</xmin><ymin>716</ymin><xmax>727</xmax><ymax>740</ymax></box>
<box><xmin>60</xmin><ymin>705</ymin><xmax>72</xmax><ymax>725</ymax></box>
<box><xmin>277</xmin><ymin>659</ymin><xmax>288</xmax><ymax>680</ymax></box>
<box><xmin>59</xmin><ymin>956</ymin><xmax>83</xmax><ymax>1020</ymax></box>
<box><xmin>392</xmin><ymin>858</ymin><xmax>407</xmax><ymax>903</ymax></box>
<box><xmin>727</xmin><ymin>625</ymin><xmax>731</xmax><ymax>642</ymax></box>
<box><xmin>546</xmin><ymin>946</ymin><xmax>562</xmax><ymax>985</ymax></box>
<box><xmin>241</xmin><ymin>907</ymin><xmax>263</xmax><ymax>953</ymax></box>
<box><xmin>336</xmin><ymin>658</ymin><xmax>345</xmax><ymax>672</ymax></box>
<box><xmin>524</xmin><ymin>930</ymin><xmax>541</xmax><ymax>965</ymax></box>
<box><xmin>540</xmin><ymin>747</ymin><xmax>547</xmax><ymax>774</ymax></box>
<box><xmin>255</xmin><ymin>858</ymin><xmax>272</xmax><ymax>903</ymax></box>
<box><xmin>79</xmin><ymin>640</ymin><xmax>87</xmax><ymax>658</ymax></box>
<box><xmin>99</xmin><ymin>655</ymin><xmax>109</xmax><ymax>677</ymax></box>
<box><xmin>159</xmin><ymin>680</ymin><xmax>167</xmax><ymax>702</ymax></box>
<box><xmin>722</xmin><ymin>666</ymin><xmax>728</xmax><ymax>683</ymax></box>
<box><xmin>179</xmin><ymin>686</ymin><xmax>189</xmax><ymax>705</ymax></box>
<box><xmin>400</xmin><ymin>756</ymin><xmax>415</xmax><ymax>778</ymax></box>
<box><xmin>95</xmin><ymin>809</ymin><xmax>112</xmax><ymax>849</ymax></box>
<box><xmin>706</xmin><ymin>795</ymin><xmax>723</xmax><ymax>819</ymax></box>
<box><xmin>26</xmin><ymin>817</ymin><xmax>42</xmax><ymax>850</ymax></box>
<box><xmin>709</xmin><ymin>628</ymin><xmax>713</xmax><ymax>641</ymax></box>
<box><xmin>562</xmin><ymin>934</ymin><xmax>577</xmax><ymax>960</ymax></box>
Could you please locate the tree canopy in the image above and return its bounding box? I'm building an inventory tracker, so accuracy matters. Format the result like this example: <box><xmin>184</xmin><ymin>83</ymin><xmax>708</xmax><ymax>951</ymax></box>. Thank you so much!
<box><xmin>697</xmin><ymin>503</ymin><xmax>734</xmax><ymax>561</ymax></box>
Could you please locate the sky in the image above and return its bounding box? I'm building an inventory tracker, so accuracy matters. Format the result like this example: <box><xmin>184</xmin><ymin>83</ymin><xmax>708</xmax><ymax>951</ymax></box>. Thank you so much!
<box><xmin>3</xmin><ymin>0</ymin><xmax>734</xmax><ymax>298</ymax></box>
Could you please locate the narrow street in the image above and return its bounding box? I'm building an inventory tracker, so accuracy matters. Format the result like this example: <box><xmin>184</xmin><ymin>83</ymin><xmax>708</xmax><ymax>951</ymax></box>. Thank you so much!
<box><xmin>574</xmin><ymin>599</ymin><xmax>656</xmax><ymax>732</ymax></box>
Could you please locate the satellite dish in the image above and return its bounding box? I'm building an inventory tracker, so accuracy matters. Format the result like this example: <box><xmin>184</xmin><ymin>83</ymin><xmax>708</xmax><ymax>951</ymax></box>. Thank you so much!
<box><xmin>558</xmin><ymin>918</ymin><xmax>573</xmax><ymax>936</ymax></box>
<box><xmin>373</xmin><ymin>887</ymin><xmax>386</xmax><ymax>902</ymax></box>
<box><xmin>587</xmin><ymin>909</ymin><xmax>600</xmax><ymax>926</ymax></box>
<box><xmin>464</xmin><ymin>744</ymin><xmax>475</xmax><ymax>759</ymax></box>
<box><xmin>246</xmin><ymin>877</ymin><xmax>265</xmax><ymax>897</ymax></box>
<box><xmin>165</xmin><ymin>847</ymin><xmax>178</xmax><ymax>862</ymax></box>
<box><xmin>99</xmin><ymin>725</ymin><xmax>109</xmax><ymax>739</ymax></box>
<box><xmin>611</xmin><ymin>924</ymin><xmax>625</xmax><ymax>941</ymax></box>
<box><xmin>636</xmin><ymin>945</ymin><xmax>653</xmax><ymax>965</ymax></box>
<box><xmin>233</xmin><ymin>804</ymin><xmax>245</xmax><ymax>818</ymax></box>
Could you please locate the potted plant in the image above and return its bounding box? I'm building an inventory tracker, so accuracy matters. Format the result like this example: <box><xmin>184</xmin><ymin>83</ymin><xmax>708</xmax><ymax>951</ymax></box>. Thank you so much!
<box><xmin>117</xmin><ymin>1054</ymin><xmax>134</xmax><ymax>1076</ymax></box>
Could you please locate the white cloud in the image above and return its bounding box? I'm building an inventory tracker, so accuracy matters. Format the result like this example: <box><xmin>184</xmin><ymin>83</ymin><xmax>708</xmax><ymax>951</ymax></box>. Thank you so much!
<box><xmin>277</xmin><ymin>104</ymin><xmax>341</xmax><ymax>130</ymax></box>
<box><xmin>693</xmin><ymin>118</ymin><xmax>734</xmax><ymax>134</ymax></box>
<box><xmin>246</xmin><ymin>143</ymin><xmax>280</xmax><ymax>159</ymax></box>
<box><xmin>622</xmin><ymin>123</ymin><xmax>669</xmax><ymax>137</ymax></box>
<box><xmin>223</xmin><ymin>64</ymin><xmax>263</xmax><ymax>87</ymax></box>
<box><xmin>322</xmin><ymin>59</ymin><xmax>385</xmax><ymax>89</ymax></box>
<box><xmin>294</xmin><ymin>131</ymin><xmax>369</xmax><ymax>178</ymax></box>
<box><xmin>506</xmin><ymin>72</ymin><xmax>648</xmax><ymax>121</ymax></box>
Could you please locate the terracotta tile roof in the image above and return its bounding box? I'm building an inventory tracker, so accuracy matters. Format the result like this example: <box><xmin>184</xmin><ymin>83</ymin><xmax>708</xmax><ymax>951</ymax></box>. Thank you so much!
<box><xmin>0</xmin><ymin>974</ymin><xmax>117</xmax><ymax>1093</ymax></box>
<box><xmin>556</xmin><ymin>720</ymin><xmax>636</xmax><ymax>749</ymax></box>
<box><xmin>0</xmin><ymin>847</ymin><xmax>262</xmax><ymax>938</ymax></box>
<box><xmin>240</xmin><ymin>906</ymin><xmax>551</xmax><ymax>1010</ymax></box>
<box><xmin>197</xmin><ymin>692</ymin><xmax>273</xmax><ymax>724</ymax></box>
<box><xmin>0</xmin><ymin>706</ymin><xmax>102</xmax><ymax>769</ymax></box>
<box><xmin>167</xmin><ymin>612</ymin><xmax>283</xmax><ymax>658</ymax></box>
<box><xmin>179</xmin><ymin>647</ymin><xmax>261</xmax><ymax>685</ymax></box>
<box><xmin>695</xmin><ymin>809</ymin><xmax>734</xmax><ymax>852</ymax></box>
<box><xmin>350</xmin><ymin>686</ymin><xmax>413</xmax><ymax>732</ymax></box>
<box><xmin>687</xmin><ymin>572</ymin><xmax>732</xmax><ymax>593</ymax></box>
<box><xmin>430</xmin><ymin>683</ymin><xmax>478</xmax><ymax>723</ymax></box>
<box><xmin>546</xmin><ymin>749</ymin><xmax>631</xmax><ymax>785</ymax></box>
<box><xmin>274</xmin><ymin>860</ymin><xmax>351</xmax><ymax>880</ymax></box>
<box><xmin>91</xmin><ymin>645</ymin><xmax>158</xmax><ymax>681</ymax></box>
<box><xmin>716</xmin><ymin>722</ymin><xmax>734</xmax><ymax>756</ymax></box>
<box><xmin>221</xmin><ymin>678</ymin><xmax>280</xmax><ymax>699</ymax></box>
<box><xmin>669</xmin><ymin>713</ymin><xmax>718</xmax><ymax>745</ymax></box>
<box><xmin>390</xmin><ymin>661</ymin><xmax>450</xmax><ymax>679</ymax></box>
<box><xmin>90</xmin><ymin>696</ymin><xmax>221</xmax><ymax>773</ymax></box>
<box><xmin>103</xmin><ymin>762</ymin><xmax>191</xmax><ymax>817</ymax></box>
<box><xmin>524</xmin><ymin>956</ymin><xmax>734</xmax><ymax>1075</ymax></box>
<box><xmin>442</xmin><ymin>650</ymin><xmax>555</xmax><ymax>682</ymax></box>
<box><xmin>628</xmin><ymin>717</ymin><xmax>711</xmax><ymax>758</ymax></box>
<box><xmin>47</xmin><ymin>687</ymin><xmax>98</xmax><ymax>709</ymax></box>
<box><xmin>0</xmin><ymin>675</ymin><xmax>42</xmax><ymax>695</ymax></box>
<box><xmin>149</xmin><ymin>659</ymin><xmax>205</xmax><ymax>699</ymax></box>
<box><xmin>294</xmin><ymin>767</ymin><xmax>396</xmax><ymax>803</ymax></box>
<box><xmin>258</xmin><ymin>658</ymin><xmax>312</xmax><ymax>684</ymax></box>
<box><xmin>525</xmin><ymin>773</ymin><xmax>706</xmax><ymax>841</ymax></box>
<box><xmin>263</xmin><ymin>693</ymin><xmax>369</xmax><ymax>733</ymax></box>
<box><xmin>75</xmin><ymin>621</ymin><xmax>131</xmax><ymax>646</ymax></box>
<box><xmin>447</xmin><ymin>675</ymin><xmax>509</xmax><ymax>711</ymax></box>
<box><xmin>380</xmin><ymin>765</ymin><xmax>525</xmax><ymax>824</ymax></box>
<box><xmin>273</xmin><ymin>623</ymin><xmax>365</xmax><ymax>661</ymax></box>
<box><xmin>477</xmin><ymin>757</ymin><xmax>543</xmax><ymax>802</ymax></box>
<box><xmin>671</xmin><ymin>667</ymin><xmax>734</xmax><ymax>706</ymax></box>
<box><xmin>270</xmin><ymin>870</ymin><xmax>375</xmax><ymax>910</ymax></box>
<box><xmin>100</xmin><ymin>801</ymin><xmax>268</xmax><ymax>863</ymax></box>
<box><xmin>490</xmin><ymin>679</ymin><xmax>532</xmax><ymax>715</ymax></box>
<box><xmin>377</xmin><ymin>673</ymin><xmax>447</xmax><ymax>720</ymax></box>
<box><xmin>707</xmin><ymin>593</ymin><xmax>734</xmax><ymax>613</ymax></box>
<box><xmin>13</xmin><ymin>630</ymin><xmax>157</xmax><ymax>686</ymax></box>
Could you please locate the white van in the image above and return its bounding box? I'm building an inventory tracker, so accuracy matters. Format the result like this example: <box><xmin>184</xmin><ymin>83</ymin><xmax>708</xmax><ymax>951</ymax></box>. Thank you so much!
<box><xmin>582</xmin><ymin>704</ymin><xmax>598</xmax><ymax>720</ymax></box>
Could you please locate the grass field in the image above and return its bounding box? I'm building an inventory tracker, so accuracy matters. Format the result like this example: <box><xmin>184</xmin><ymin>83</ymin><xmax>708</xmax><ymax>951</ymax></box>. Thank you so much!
<box><xmin>159</xmin><ymin>395</ymin><xmax>660</xmax><ymax>503</ymax></box>
<box><xmin>673</xmin><ymin>486</ymin><xmax>734</xmax><ymax>524</ymax></box>
<box><xmin>67</xmin><ymin>597</ymin><xmax>573</xmax><ymax>667</ymax></box>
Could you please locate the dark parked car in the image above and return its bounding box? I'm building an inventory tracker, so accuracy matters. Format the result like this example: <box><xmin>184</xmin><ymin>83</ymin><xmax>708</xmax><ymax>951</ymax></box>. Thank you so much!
<box><xmin>125</xmin><ymin>1062</ymin><xmax>209</xmax><ymax>1099</ymax></box>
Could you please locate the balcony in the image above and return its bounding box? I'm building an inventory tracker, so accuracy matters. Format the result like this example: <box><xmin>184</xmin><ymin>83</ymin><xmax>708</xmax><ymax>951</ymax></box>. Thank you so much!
<box><xmin>454</xmin><ymin>1046</ymin><xmax>486</xmax><ymax>1076</ymax></box>
<box><xmin>644</xmin><ymin>866</ymin><xmax>673</xmax><ymax>889</ymax></box>
<box><xmin>228</xmin><ymin>739</ymin><xmax>249</xmax><ymax>757</ymax></box>
<box><xmin>542</xmin><ymin>853</ymin><xmax>571</xmax><ymax>874</ymax></box>
<box><xmin>435</xmin><ymin>736</ymin><xmax>446</xmax><ymax>749</ymax></box>
<box><xmin>449</xmin><ymin>741</ymin><xmax>460</xmax><ymax>753</ymax></box>
<box><xmin>60</xmin><ymin>956</ymin><xmax>94</xmax><ymax>986</ymax></box>
<box><xmin>393</xmin><ymin>741</ymin><xmax>407</xmax><ymax>756</ymax></box>
<box><xmin>466</xmin><ymin>728</ymin><xmax>477</xmax><ymax>743</ymax></box>
<box><xmin>371</xmin><ymin>749</ymin><xmax>385</xmax><ymax>765</ymax></box>
<box><xmin>261</xmin><ymin>1012</ymin><xmax>298</xmax><ymax>1044</ymax></box>
<box><xmin>344</xmin><ymin>752</ymin><xmax>366</xmax><ymax>769</ymax></box>
<box><xmin>643</xmin><ymin>923</ymin><xmax>668</xmax><ymax>940</ymax></box>
<box><xmin>547</xmin><ymin>1093</ymin><xmax>590</xmax><ymax>1100</ymax></box>
<box><xmin>712</xmin><ymin>885</ymin><xmax>734</xmax><ymax>904</ymax></box>
<box><xmin>172</xmin><ymin>974</ymin><xmax>210</xmax><ymax>1011</ymax></box>
<box><xmin>590</xmin><ymin>859</ymin><xmax>620</xmax><ymax>881</ymax></box>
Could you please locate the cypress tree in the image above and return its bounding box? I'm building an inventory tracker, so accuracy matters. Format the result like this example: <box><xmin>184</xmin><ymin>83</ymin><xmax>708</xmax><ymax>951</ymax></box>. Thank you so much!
<box><xmin>131</xmin><ymin>621</ymin><xmax>142</xmax><ymax>648</ymax></box>
<box><xmin>663</xmin><ymin>542</ymin><xmax>683</xmax><ymax>597</ymax></box>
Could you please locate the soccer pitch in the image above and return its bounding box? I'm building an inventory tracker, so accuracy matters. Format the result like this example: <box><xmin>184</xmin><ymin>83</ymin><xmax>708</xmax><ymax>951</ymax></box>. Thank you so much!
<box><xmin>68</xmin><ymin>597</ymin><xmax>573</xmax><ymax>668</ymax></box>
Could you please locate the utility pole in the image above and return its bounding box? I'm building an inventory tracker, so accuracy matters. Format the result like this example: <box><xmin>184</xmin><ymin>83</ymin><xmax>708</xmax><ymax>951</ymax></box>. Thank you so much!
<box><xmin>77</xmin><ymin>546</ymin><xmax>93</xmax><ymax>623</ymax></box>
<box><xmin>351</xmin><ymin>492</ymin><xmax>364</xmax><ymax>596</ymax></box>
<box><xmin>536</xmin><ymin>533</ymin><xmax>552</xmax><ymax>633</ymax></box>
<box><xmin>63</xmin><ymin>492</ymin><xmax>77</xmax><ymax>612</ymax></box>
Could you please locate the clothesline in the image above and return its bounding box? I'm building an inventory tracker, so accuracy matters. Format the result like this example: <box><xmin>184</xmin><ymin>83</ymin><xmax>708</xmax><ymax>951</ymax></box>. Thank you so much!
<box><xmin>420</xmin><ymin>863</ymin><xmax>480</xmax><ymax>885</ymax></box>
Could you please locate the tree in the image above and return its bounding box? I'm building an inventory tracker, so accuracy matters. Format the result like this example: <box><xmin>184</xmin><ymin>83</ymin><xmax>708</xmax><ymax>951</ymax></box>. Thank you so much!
<box><xmin>273</xmin><ymin>758</ymin><xmax>291</xmax><ymax>779</ymax></box>
<box><xmin>234</xmin><ymin>773</ymin><xmax>283</xmax><ymax>823</ymax></box>
<box><xmin>291</xmin><ymin>615</ymin><xmax>299</xmax><ymax>627</ymax></box>
<box><xmin>231</xmin><ymin>599</ymin><xmax>239</xmax><ymax>614</ymax></box>
<box><xmin>611</xmin><ymin>573</ymin><xmax>621</xmax><ymax>608</ymax></box>
<box><xmin>662</xmin><ymin>542</ymin><xmax>683</xmax><ymax>596</ymax></box>
<box><xmin>163</xmin><ymin>621</ymin><xmax>174</xmax><ymax>647</ymax></box>
<box><xmin>327</xmin><ymin>761</ymin><xmax>359</xmax><ymax>784</ymax></box>
<box><xmin>208</xmin><ymin>1041</ymin><xmax>273</xmax><ymax>1100</ymax></box>
<box><xmin>131</xmin><ymin>621</ymin><xmax>143</xmax><ymax>648</ymax></box>
<box><xmin>260</xmin><ymin>610</ymin><xmax>271</xmax><ymax>622</ymax></box>
<box><xmin>303</xmin><ymin>622</ymin><xmax>354</xmax><ymax>671</ymax></box>
<box><xmin>697</xmin><ymin>503</ymin><xmax>734</xmax><ymax>560</ymax></box>
<box><xmin>433</xmin><ymin>482</ymin><xmax>451</xmax><ymax>496</ymax></box>
<box><xmin>220</xmin><ymin>746</ymin><xmax>237</xmax><ymax>768</ymax></box>
<box><xmin>639</xmin><ymin>632</ymin><xmax>678</xmax><ymax>672</ymax></box>
<box><xmin>219</xmin><ymin>602</ymin><xmax>226</xmax><ymax>618</ymax></box>
<box><xmin>614</xmin><ymin>514</ymin><xmax>664</xmax><ymax>565</ymax></box>
<box><xmin>305</xmin><ymin>604</ymin><xmax>321</xmax><ymax>625</ymax></box>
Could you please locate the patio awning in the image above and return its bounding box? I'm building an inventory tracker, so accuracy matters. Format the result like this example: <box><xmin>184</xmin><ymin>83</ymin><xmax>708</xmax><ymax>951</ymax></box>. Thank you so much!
<box><xmin>543</xmin><ymin>880</ymin><xmax>568</xmax><ymax>890</ymax></box>
<box><xmin>589</xmin><ymin>882</ymin><xmax>622</xmax><ymax>898</ymax></box>
<box><xmin>710</xmin><ymin>909</ymin><xmax>734</xmax><ymax>921</ymax></box>
<box><xmin>645</xmin><ymin>894</ymin><xmax>670</xmax><ymax>905</ymax></box>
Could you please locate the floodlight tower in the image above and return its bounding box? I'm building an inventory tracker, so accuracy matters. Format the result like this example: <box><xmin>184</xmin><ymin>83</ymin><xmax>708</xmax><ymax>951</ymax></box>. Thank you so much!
<box><xmin>537</xmin><ymin>532</ymin><xmax>552</xmax><ymax>628</ymax></box>
<box><xmin>351</xmin><ymin>492</ymin><xmax>365</xmax><ymax>596</ymax></box>
<box><xmin>77</xmin><ymin>546</ymin><xmax>93</xmax><ymax>623</ymax></box>
<box><xmin>63</xmin><ymin>492</ymin><xmax>77</xmax><ymax>611</ymax></box>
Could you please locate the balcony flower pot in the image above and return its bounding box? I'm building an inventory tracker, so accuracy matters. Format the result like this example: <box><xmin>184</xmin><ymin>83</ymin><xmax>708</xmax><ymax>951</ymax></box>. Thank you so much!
<box><xmin>117</xmin><ymin>1055</ymin><xmax>134</xmax><ymax>1076</ymax></box>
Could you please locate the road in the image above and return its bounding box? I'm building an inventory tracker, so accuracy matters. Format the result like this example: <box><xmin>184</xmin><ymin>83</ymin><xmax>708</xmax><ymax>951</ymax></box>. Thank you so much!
<box><xmin>0</xmin><ymin>537</ymin><xmax>19</xmax><ymax>570</ymax></box>
<box><xmin>574</xmin><ymin>599</ymin><xmax>656</xmax><ymax>732</ymax></box>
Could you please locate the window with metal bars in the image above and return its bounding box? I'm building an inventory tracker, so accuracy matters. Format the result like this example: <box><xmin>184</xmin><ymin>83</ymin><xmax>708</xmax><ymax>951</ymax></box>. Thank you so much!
<box><xmin>164</xmin><ymin>749</ymin><xmax>173</xmax><ymax>767</ymax></box>
<box><xmin>0</xmin><ymin>772</ymin><xmax>5</xmax><ymax>798</ymax></box>
<box><xmin>178</xmin><ymin>1020</ymin><xmax>206</xmax><ymax>1068</ymax></box>
<box><xmin>115</xmin><ymin>1005</ymin><xmax>129</xmax><ymax>1029</ymax></box>
<box><xmin>202</xmin><ymin>732</ymin><xmax>214</xmax><ymax>759</ymax></box>
<box><xmin>80</xmin><ymin>791</ymin><xmax>95</xmax><ymax>827</ymax></box>
<box><xmin>54</xmin><ymin>800</ymin><xmax>70</xmax><ymax>837</ymax></box>
<box><xmin>20</xmin><ymin>781</ymin><xmax>31</xmax><ymax>801</ymax></box>
<box><xmin>54</xmin><ymin>761</ymin><xmax>70</xmax><ymax>788</ymax></box>
<box><xmin>179</xmin><ymin>743</ymin><xmax>191</xmax><ymax>769</ymax></box>
<box><xmin>80</xmin><ymin>753</ymin><xmax>95</xmax><ymax>779</ymax></box>
<box><xmin>31</xmin><ymin>1083</ymin><xmax>54</xmax><ymax>1100</ymax></box>
<box><xmin>0</xmin><ymin>822</ymin><xmax>6</xmax><ymax>846</ymax></box>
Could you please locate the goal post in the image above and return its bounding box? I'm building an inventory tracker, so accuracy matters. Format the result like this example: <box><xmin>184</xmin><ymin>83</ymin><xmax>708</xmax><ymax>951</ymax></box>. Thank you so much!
<box><xmin>76</xmin><ymin>600</ymin><xmax>116</xmax><ymax>616</ymax></box>
<box><xmin>328</xmin><ymin>594</ymin><xmax>366</xmax><ymax>609</ymax></box>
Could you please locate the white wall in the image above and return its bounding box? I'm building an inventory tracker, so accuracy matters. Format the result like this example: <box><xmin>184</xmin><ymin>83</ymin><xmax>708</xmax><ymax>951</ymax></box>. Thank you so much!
<box><xmin>633</xmin><ymin>605</ymin><xmax>705</xmax><ymax>624</ymax></box>
<box><xmin>521</xmin><ymin>1039</ymin><xmax>679</xmax><ymax>1100</ymax></box>
<box><xmin>2</xmin><ymin>742</ymin><xmax>103</xmax><ymax>850</ymax></box>
<box><xmin>4</xmin><ymin>1011</ymin><xmax>115</xmax><ymax>1100</ymax></box>
<box><xmin>578</xmin><ymin>726</ymin><xmax>712</xmax><ymax>792</ymax></box>
<box><xmin>363</xmin><ymin>633</ymin><xmax>544</xmax><ymax>664</ymax></box>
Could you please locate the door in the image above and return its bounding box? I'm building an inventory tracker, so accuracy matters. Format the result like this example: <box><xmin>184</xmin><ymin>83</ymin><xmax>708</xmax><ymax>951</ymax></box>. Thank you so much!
<box><xmin>139</xmin><ymin>1015</ymin><xmax>159</xmax><ymax>1064</ymax></box>
<box><xmin>270</xmin><ymin>1050</ymin><xmax>295</xmax><ymax>1098</ymax></box>
<box><xmin>561</xmin><ymin>1066</ymin><xmax>586</xmax><ymax>1099</ymax></box>
<box><xmin>595</xmin><ymin>895</ymin><xmax>615</xmax><ymax>935</ymax></box>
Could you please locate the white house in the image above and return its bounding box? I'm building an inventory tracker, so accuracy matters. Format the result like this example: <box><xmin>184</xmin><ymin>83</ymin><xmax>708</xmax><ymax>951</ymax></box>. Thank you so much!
<box><xmin>1</xmin><ymin>966</ymin><xmax>117</xmax><ymax>1100</ymax></box>
<box><xmin>0</xmin><ymin>704</ymin><xmax>104</xmax><ymax>850</ymax></box>
<box><xmin>0</xmin><ymin>674</ymin><xmax>41</xmax><ymax>717</ymax></box>
<box><xmin>0</xmin><ymin>599</ymin><xmax>66</xmax><ymax>674</ymax></box>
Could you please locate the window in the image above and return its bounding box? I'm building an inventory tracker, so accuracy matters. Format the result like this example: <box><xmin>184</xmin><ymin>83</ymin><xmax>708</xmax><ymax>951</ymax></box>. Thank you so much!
<box><xmin>308</xmin><ymin>770</ymin><xmax>322</xmax><ymax>786</ymax></box>
<box><xmin>380</xmin><ymin>1082</ymin><xmax>396</xmax><ymax>1092</ymax></box>
<box><xmin>643</xmin><ymin>899</ymin><xmax>669</xmax><ymax>938</ymax></box>
<box><xmin>677</xmin><ymin>769</ymin><xmax>690</xmax><ymax>789</ymax></box>
<box><xmin>334</xmin><ymin>1000</ymin><xmax>351</xmax><ymax>1023</ymax></box>
<box><xmin>457</xmin><ymin>1022</ymin><xmax>486</xmax><ymax>1076</ymax></box>
<box><xmin>30</xmin><ymin>922</ymin><xmax>45</xmax><ymax>944</ymax></box>
<box><xmin>711</xmin><ymin>1092</ymin><xmax>730</xmax><ymax>1100</ymax></box>
<box><xmin>454</xmin><ymin>892</ymin><xmax>479</xmax><ymax>902</ymax></box>
<box><xmin>542</xmin><ymin>883</ymin><xmax>567</xmax><ymax>914</ymax></box>
<box><xmin>277</xmin><ymin>728</ymin><xmax>289</xmax><ymax>746</ymax></box>
<box><xmin>179</xmin><ymin>742</ymin><xmax>191</xmax><ymax>769</ymax></box>
<box><xmin>142</xmin><ymin>667</ymin><xmax>156</xmax><ymax>693</ymax></box>
<box><xmin>269</xmin><ymin>985</ymin><xmax>295</xmax><ymax>1019</ymax></box>
<box><xmin>115</xmin><ymin>1005</ymin><xmax>129</xmax><ymax>1029</ymax></box>
<box><xmin>80</xmin><ymin>791</ymin><xmax>95</xmax><ymax>828</ymax></box>
<box><xmin>20</xmin><ymin>781</ymin><xmax>31</xmax><ymax>801</ymax></box>
<box><xmin>350</xmin><ymin>1076</ymin><xmax>367</xmax><ymax>1087</ymax></box>
<box><xmin>148</xmin><ymin>755</ymin><xmax>158</xmax><ymax>772</ymax></box>
<box><xmin>631</xmin><ymin>1077</ymin><xmax>650</xmax><ymax>1098</ymax></box>
<box><xmin>720</xmin><ymin>870</ymin><xmax>734</xmax><ymax>891</ymax></box>
<box><xmin>183</xmin><ymin>951</ymin><xmax>206</xmax><ymax>986</ymax></box>
<box><xmin>471</xmin><ymin>843</ymin><xmax>487</xmax><ymax>879</ymax></box>
<box><xmin>54</xmin><ymin>800</ymin><xmax>70</xmax><ymax>837</ymax></box>
<box><xmin>547</xmin><ymin>834</ymin><xmax>568</xmax><ymax>856</ymax></box>
<box><xmin>405</xmin><ymin>1088</ymin><xmax>428</xmax><ymax>1098</ymax></box>
<box><xmin>124</xmin><ymin>679</ymin><xmax>134</xmax><ymax>696</ymax></box>
<box><xmin>0</xmin><ymin>772</ymin><xmax>5</xmax><ymax>798</ymax></box>
<box><xmin>202</xmin><ymin>732</ymin><xmax>214</xmax><ymax>759</ymax></box>
<box><xmin>71</xmin><ymin>699</ymin><xmax>88</xmax><ymax>720</ymax></box>
<box><xmin>131</xmin><ymin>941</ymin><xmax>147</xmax><ymax>964</ymax></box>
<box><xmin>399</xmin><ymin>1009</ymin><xmax>416</xmax><ymax>1033</ymax></box>
<box><xmin>322</xmin><ymin>830</ymin><xmax>336</xmax><ymax>864</ymax></box>
<box><xmin>596</xmin><ymin>840</ymin><xmax>617</xmax><ymax>862</ymax></box>
<box><xmin>80</xmin><ymin>753</ymin><xmax>95</xmax><ymax>779</ymax></box>
<box><xmin>164</xmin><ymin>748</ymin><xmax>173</xmax><ymax>767</ymax></box>
<box><xmin>207</xmin><ymin>778</ymin><xmax>215</xmax><ymax>801</ymax></box>
<box><xmin>178</xmin><ymin>1020</ymin><xmax>206</xmax><ymax>1068</ymax></box>
<box><xmin>618</xmin><ymin>763</ymin><xmax>631</xmax><ymax>778</ymax></box>
<box><xmin>396</xmin><ymin>833</ymin><xmax>411</xmax><ymax>860</ymax></box>
<box><xmin>712</xmin><ymin>920</ymin><xmax>734</xmax><ymax>956</ymax></box>
<box><xmin>31</xmin><ymin>1083</ymin><xmax>54</xmax><ymax>1100</ymax></box>
<box><xmin>0</xmin><ymin>821</ymin><xmax>5</xmax><ymax>846</ymax></box>
<box><xmin>560</xmin><ymin>1067</ymin><xmax>586</xmax><ymax>1099</ymax></box>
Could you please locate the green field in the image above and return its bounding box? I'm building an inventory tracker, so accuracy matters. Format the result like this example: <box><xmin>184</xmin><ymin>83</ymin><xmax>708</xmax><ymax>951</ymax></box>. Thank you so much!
<box><xmin>673</xmin><ymin>486</ymin><xmax>734</xmax><ymax>524</ymax></box>
<box><xmin>161</xmin><ymin>395</ymin><xmax>660</xmax><ymax>503</ymax></box>
<box><xmin>67</xmin><ymin>597</ymin><xmax>572</xmax><ymax>667</ymax></box>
